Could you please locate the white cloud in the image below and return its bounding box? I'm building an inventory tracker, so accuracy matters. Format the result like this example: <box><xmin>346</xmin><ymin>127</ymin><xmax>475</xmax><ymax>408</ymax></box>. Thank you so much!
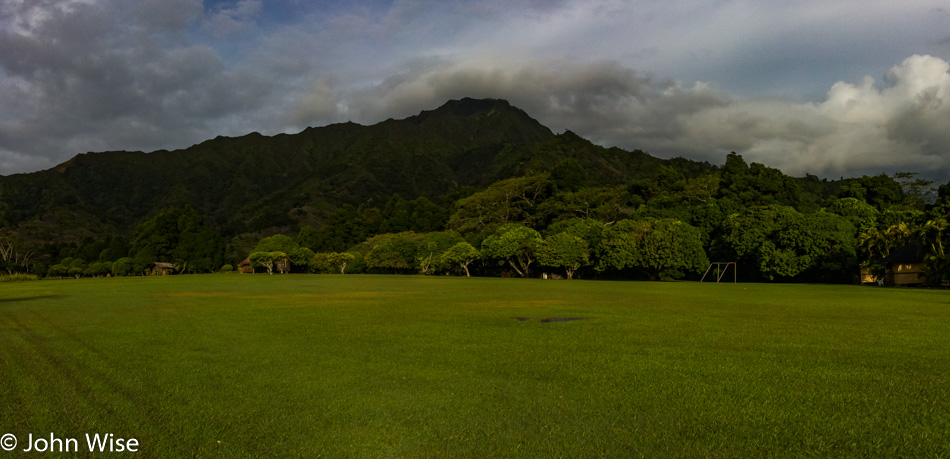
<box><xmin>289</xmin><ymin>54</ymin><xmax>950</xmax><ymax>179</ymax></box>
<box><xmin>3</xmin><ymin>0</ymin><xmax>950</xmax><ymax>181</ymax></box>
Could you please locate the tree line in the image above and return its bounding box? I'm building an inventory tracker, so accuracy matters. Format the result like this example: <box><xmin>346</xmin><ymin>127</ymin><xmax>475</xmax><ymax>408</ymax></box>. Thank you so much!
<box><xmin>235</xmin><ymin>154</ymin><xmax>950</xmax><ymax>283</ymax></box>
<box><xmin>5</xmin><ymin>153</ymin><xmax>949</xmax><ymax>284</ymax></box>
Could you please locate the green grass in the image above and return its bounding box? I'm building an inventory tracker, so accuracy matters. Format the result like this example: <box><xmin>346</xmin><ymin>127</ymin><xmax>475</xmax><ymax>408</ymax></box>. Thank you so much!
<box><xmin>1</xmin><ymin>275</ymin><xmax>949</xmax><ymax>457</ymax></box>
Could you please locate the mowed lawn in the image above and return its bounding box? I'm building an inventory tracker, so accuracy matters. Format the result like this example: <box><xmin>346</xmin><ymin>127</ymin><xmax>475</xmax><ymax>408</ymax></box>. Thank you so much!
<box><xmin>1</xmin><ymin>275</ymin><xmax>949</xmax><ymax>457</ymax></box>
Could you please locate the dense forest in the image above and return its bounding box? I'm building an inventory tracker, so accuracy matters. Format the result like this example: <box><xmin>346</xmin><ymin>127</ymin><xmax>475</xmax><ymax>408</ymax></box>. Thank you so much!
<box><xmin>1</xmin><ymin>99</ymin><xmax>948</xmax><ymax>284</ymax></box>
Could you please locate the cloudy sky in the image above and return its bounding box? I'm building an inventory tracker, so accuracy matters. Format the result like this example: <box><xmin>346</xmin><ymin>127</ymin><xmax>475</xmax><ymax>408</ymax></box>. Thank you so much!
<box><xmin>2</xmin><ymin>0</ymin><xmax>950</xmax><ymax>180</ymax></box>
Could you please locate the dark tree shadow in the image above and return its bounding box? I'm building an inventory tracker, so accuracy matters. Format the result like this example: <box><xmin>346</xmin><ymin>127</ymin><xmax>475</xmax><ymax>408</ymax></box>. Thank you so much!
<box><xmin>0</xmin><ymin>295</ymin><xmax>69</xmax><ymax>303</ymax></box>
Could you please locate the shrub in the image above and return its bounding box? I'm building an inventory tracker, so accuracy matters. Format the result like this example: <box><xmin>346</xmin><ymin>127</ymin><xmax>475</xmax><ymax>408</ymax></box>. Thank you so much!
<box><xmin>220</xmin><ymin>264</ymin><xmax>234</xmax><ymax>273</ymax></box>
<box><xmin>0</xmin><ymin>273</ymin><xmax>39</xmax><ymax>282</ymax></box>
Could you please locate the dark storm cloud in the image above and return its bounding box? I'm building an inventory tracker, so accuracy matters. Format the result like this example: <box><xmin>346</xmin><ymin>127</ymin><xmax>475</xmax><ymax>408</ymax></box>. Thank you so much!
<box><xmin>2</xmin><ymin>0</ymin><xmax>950</xmax><ymax>180</ymax></box>
<box><xmin>0</xmin><ymin>0</ymin><xmax>275</xmax><ymax>174</ymax></box>
<box><xmin>291</xmin><ymin>55</ymin><xmax>950</xmax><ymax>178</ymax></box>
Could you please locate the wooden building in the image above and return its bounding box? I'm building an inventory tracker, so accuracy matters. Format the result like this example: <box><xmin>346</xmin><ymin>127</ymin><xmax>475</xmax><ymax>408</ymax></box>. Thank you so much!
<box><xmin>151</xmin><ymin>262</ymin><xmax>176</xmax><ymax>276</ymax></box>
<box><xmin>883</xmin><ymin>243</ymin><xmax>926</xmax><ymax>286</ymax></box>
<box><xmin>238</xmin><ymin>258</ymin><xmax>254</xmax><ymax>274</ymax></box>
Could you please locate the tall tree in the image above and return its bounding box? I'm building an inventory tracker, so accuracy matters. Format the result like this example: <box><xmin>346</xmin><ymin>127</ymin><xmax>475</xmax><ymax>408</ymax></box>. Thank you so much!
<box><xmin>537</xmin><ymin>232</ymin><xmax>590</xmax><ymax>280</ymax></box>
<box><xmin>599</xmin><ymin>218</ymin><xmax>708</xmax><ymax>281</ymax></box>
<box><xmin>0</xmin><ymin>234</ymin><xmax>37</xmax><ymax>275</ymax></box>
<box><xmin>720</xmin><ymin>206</ymin><xmax>856</xmax><ymax>281</ymax></box>
<box><xmin>481</xmin><ymin>224</ymin><xmax>543</xmax><ymax>277</ymax></box>
<box><xmin>439</xmin><ymin>242</ymin><xmax>480</xmax><ymax>277</ymax></box>
<box><xmin>448</xmin><ymin>173</ymin><xmax>553</xmax><ymax>238</ymax></box>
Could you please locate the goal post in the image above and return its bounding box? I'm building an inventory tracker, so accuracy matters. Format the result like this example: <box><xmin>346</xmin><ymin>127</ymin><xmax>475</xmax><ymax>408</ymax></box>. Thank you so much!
<box><xmin>700</xmin><ymin>262</ymin><xmax>736</xmax><ymax>283</ymax></box>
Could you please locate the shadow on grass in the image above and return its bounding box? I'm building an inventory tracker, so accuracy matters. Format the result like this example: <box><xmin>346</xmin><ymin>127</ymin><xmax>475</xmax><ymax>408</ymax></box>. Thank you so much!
<box><xmin>512</xmin><ymin>317</ymin><xmax>588</xmax><ymax>323</ymax></box>
<box><xmin>0</xmin><ymin>295</ymin><xmax>68</xmax><ymax>303</ymax></box>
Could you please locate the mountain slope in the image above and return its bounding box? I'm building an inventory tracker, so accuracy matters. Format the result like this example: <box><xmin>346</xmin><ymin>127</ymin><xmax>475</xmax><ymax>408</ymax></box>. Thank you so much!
<box><xmin>0</xmin><ymin>98</ymin><xmax>712</xmax><ymax>243</ymax></box>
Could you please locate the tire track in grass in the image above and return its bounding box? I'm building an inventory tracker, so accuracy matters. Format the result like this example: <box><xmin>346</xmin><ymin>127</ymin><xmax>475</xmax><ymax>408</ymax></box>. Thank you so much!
<box><xmin>3</xmin><ymin>311</ymin><xmax>203</xmax><ymax>455</ymax></box>
<box><xmin>0</xmin><ymin>316</ymin><xmax>29</xmax><ymax>430</ymax></box>
<box><xmin>1</xmin><ymin>311</ymin><xmax>131</xmax><ymax>433</ymax></box>
<box><xmin>23</xmin><ymin>310</ymin><xmax>194</xmax><ymax>453</ymax></box>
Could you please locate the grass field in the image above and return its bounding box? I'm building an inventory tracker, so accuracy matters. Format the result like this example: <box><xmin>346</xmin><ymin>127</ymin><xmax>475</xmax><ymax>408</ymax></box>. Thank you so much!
<box><xmin>1</xmin><ymin>275</ymin><xmax>949</xmax><ymax>457</ymax></box>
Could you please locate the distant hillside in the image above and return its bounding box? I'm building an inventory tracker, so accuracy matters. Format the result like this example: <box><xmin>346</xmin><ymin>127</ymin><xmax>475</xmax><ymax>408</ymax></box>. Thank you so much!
<box><xmin>0</xmin><ymin>98</ymin><xmax>714</xmax><ymax>243</ymax></box>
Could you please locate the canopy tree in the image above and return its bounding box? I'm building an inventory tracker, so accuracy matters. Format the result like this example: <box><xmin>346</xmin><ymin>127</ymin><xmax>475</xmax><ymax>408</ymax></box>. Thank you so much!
<box><xmin>448</xmin><ymin>173</ymin><xmax>553</xmax><ymax>238</ymax></box>
<box><xmin>537</xmin><ymin>232</ymin><xmax>590</xmax><ymax>280</ymax></box>
<box><xmin>439</xmin><ymin>242</ymin><xmax>480</xmax><ymax>277</ymax></box>
<box><xmin>481</xmin><ymin>224</ymin><xmax>543</xmax><ymax>277</ymax></box>
<box><xmin>721</xmin><ymin>206</ymin><xmax>856</xmax><ymax>281</ymax></box>
<box><xmin>599</xmin><ymin>218</ymin><xmax>708</xmax><ymax>281</ymax></box>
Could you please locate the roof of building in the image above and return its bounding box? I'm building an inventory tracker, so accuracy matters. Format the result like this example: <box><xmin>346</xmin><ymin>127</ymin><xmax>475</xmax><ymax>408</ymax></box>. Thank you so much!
<box><xmin>884</xmin><ymin>242</ymin><xmax>924</xmax><ymax>264</ymax></box>
<box><xmin>153</xmin><ymin>262</ymin><xmax>176</xmax><ymax>269</ymax></box>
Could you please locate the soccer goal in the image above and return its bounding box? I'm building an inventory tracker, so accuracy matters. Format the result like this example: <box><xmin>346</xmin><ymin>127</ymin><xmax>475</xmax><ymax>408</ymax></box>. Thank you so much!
<box><xmin>700</xmin><ymin>262</ymin><xmax>736</xmax><ymax>283</ymax></box>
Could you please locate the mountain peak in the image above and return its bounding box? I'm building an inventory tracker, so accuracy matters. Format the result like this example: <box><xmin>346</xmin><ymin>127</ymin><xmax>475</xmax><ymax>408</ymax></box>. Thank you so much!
<box><xmin>433</xmin><ymin>97</ymin><xmax>512</xmax><ymax>116</ymax></box>
<box><xmin>403</xmin><ymin>98</ymin><xmax>552</xmax><ymax>146</ymax></box>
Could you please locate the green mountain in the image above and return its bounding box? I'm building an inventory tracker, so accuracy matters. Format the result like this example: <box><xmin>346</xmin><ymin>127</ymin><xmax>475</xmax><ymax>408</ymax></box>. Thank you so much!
<box><xmin>0</xmin><ymin>98</ymin><xmax>712</xmax><ymax>244</ymax></box>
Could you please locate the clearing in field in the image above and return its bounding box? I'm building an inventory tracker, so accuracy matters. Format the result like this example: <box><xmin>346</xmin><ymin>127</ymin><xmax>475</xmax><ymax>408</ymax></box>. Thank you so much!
<box><xmin>1</xmin><ymin>275</ymin><xmax>949</xmax><ymax>456</ymax></box>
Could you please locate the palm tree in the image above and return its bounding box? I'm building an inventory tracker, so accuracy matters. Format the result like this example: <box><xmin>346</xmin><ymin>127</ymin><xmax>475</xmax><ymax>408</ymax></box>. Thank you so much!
<box><xmin>917</xmin><ymin>218</ymin><xmax>949</xmax><ymax>284</ymax></box>
<box><xmin>858</xmin><ymin>227</ymin><xmax>889</xmax><ymax>281</ymax></box>
<box><xmin>883</xmin><ymin>222</ymin><xmax>914</xmax><ymax>252</ymax></box>
<box><xmin>858</xmin><ymin>227</ymin><xmax>886</xmax><ymax>260</ymax></box>
<box><xmin>917</xmin><ymin>218</ymin><xmax>948</xmax><ymax>257</ymax></box>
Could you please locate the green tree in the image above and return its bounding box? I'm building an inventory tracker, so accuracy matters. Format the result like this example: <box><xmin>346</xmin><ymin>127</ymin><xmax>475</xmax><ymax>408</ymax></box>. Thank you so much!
<box><xmin>47</xmin><ymin>264</ymin><xmax>69</xmax><ymax>278</ymax></box>
<box><xmin>415</xmin><ymin>231</ymin><xmax>465</xmax><ymax>275</ymax></box>
<box><xmin>130</xmin><ymin>206</ymin><xmax>224</xmax><ymax>273</ymax></box>
<box><xmin>599</xmin><ymin>218</ymin><xmax>708</xmax><ymax>280</ymax></box>
<box><xmin>0</xmin><ymin>235</ymin><xmax>37</xmax><ymax>275</ymax></box>
<box><xmin>840</xmin><ymin>174</ymin><xmax>904</xmax><ymax>210</ymax></box>
<box><xmin>547</xmin><ymin>218</ymin><xmax>608</xmax><ymax>263</ymax></box>
<box><xmin>537</xmin><ymin>232</ymin><xmax>589</xmax><ymax>280</ymax></box>
<box><xmin>721</xmin><ymin>206</ymin><xmax>857</xmax><ymax>281</ymax></box>
<box><xmin>84</xmin><ymin>262</ymin><xmax>112</xmax><ymax>277</ymax></box>
<box><xmin>327</xmin><ymin>252</ymin><xmax>355</xmax><ymax>274</ymax></box>
<box><xmin>289</xmin><ymin>247</ymin><xmax>316</xmax><ymax>273</ymax></box>
<box><xmin>481</xmin><ymin>224</ymin><xmax>543</xmax><ymax>277</ymax></box>
<box><xmin>718</xmin><ymin>152</ymin><xmax>799</xmax><ymax>207</ymax></box>
<box><xmin>311</xmin><ymin>252</ymin><xmax>332</xmax><ymax>273</ymax></box>
<box><xmin>551</xmin><ymin>158</ymin><xmax>588</xmax><ymax>192</ymax></box>
<box><xmin>364</xmin><ymin>232</ymin><xmax>421</xmax><ymax>273</ymax></box>
<box><xmin>894</xmin><ymin>172</ymin><xmax>936</xmax><ymax>210</ymax></box>
<box><xmin>112</xmin><ymin>257</ymin><xmax>134</xmax><ymax>277</ymax></box>
<box><xmin>914</xmin><ymin>218</ymin><xmax>949</xmax><ymax>284</ymax></box>
<box><xmin>132</xmin><ymin>247</ymin><xmax>156</xmax><ymax>275</ymax></box>
<box><xmin>408</xmin><ymin>196</ymin><xmax>448</xmax><ymax>233</ymax></box>
<box><xmin>439</xmin><ymin>242</ymin><xmax>480</xmax><ymax>277</ymax></box>
<box><xmin>827</xmin><ymin>197</ymin><xmax>879</xmax><ymax>233</ymax></box>
<box><xmin>249</xmin><ymin>251</ymin><xmax>278</xmax><ymax>275</ymax></box>
<box><xmin>296</xmin><ymin>225</ymin><xmax>320</xmax><ymax>251</ymax></box>
<box><xmin>535</xmin><ymin>186</ymin><xmax>629</xmax><ymax>227</ymax></box>
<box><xmin>308</xmin><ymin>205</ymin><xmax>384</xmax><ymax>252</ymax></box>
<box><xmin>380</xmin><ymin>194</ymin><xmax>412</xmax><ymax>233</ymax></box>
<box><xmin>448</xmin><ymin>173</ymin><xmax>553</xmax><ymax>237</ymax></box>
<box><xmin>254</xmin><ymin>234</ymin><xmax>298</xmax><ymax>254</ymax></box>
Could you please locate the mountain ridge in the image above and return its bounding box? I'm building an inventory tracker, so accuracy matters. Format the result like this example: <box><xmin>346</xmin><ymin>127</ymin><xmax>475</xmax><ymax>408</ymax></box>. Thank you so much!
<box><xmin>0</xmin><ymin>97</ymin><xmax>710</xmax><ymax>244</ymax></box>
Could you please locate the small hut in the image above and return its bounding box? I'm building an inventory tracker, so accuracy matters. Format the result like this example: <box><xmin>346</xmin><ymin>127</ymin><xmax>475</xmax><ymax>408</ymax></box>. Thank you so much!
<box><xmin>238</xmin><ymin>258</ymin><xmax>254</xmax><ymax>274</ymax></box>
<box><xmin>883</xmin><ymin>243</ymin><xmax>926</xmax><ymax>286</ymax></box>
<box><xmin>151</xmin><ymin>262</ymin><xmax>176</xmax><ymax>276</ymax></box>
<box><xmin>858</xmin><ymin>267</ymin><xmax>881</xmax><ymax>285</ymax></box>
